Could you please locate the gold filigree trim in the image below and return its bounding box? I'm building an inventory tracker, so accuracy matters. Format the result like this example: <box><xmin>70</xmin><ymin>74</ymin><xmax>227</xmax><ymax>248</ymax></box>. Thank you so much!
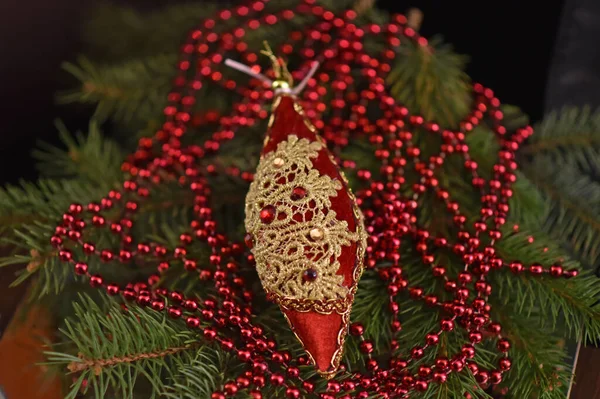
<box><xmin>245</xmin><ymin>135</ymin><xmax>363</xmax><ymax>303</ymax></box>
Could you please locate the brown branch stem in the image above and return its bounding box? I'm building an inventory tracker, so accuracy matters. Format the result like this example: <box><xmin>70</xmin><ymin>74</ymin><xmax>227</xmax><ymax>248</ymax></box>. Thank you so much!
<box><xmin>407</xmin><ymin>8</ymin><xmax>424</xmax><ymax>31</ymax></box>
<box><xmin>67</xmin><ymin>343</ymin><xmax>200</xmax><ymax>375</ymax></box>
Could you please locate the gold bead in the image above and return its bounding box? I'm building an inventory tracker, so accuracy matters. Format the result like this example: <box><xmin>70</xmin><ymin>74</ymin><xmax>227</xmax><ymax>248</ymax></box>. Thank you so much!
<box><xmin>310</xmin><ymin>228</ymin><xmax>324</xmax><ymax>241</ymax></box>
<box><xmin>272</xmin><ymin>157</ymin><xmax>285</xmax><ymax>168</ymax></box>
<box><xmin>272</xmin><ymin>80</ymin><xmax>290</xmax><ymax>90</ymax></box>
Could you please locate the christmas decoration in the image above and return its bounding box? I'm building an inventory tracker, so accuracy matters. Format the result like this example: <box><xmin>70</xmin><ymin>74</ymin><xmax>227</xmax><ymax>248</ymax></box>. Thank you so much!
<box><xmin>228</xmin><ymin>49</ymin><xmax>368</xmax><ymax>377</ymax></box>
<box><xmin>3</xmin><ymin>1</ymin><xmax>600</xmax><ymax>398</ymax></box>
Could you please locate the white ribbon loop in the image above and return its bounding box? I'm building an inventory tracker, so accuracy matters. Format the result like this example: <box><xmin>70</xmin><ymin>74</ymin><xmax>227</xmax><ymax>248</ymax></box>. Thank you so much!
<box><xmin>224</xmin><ymin>58</ymin><xmax>320</xmax><ymax>96</ymax></box>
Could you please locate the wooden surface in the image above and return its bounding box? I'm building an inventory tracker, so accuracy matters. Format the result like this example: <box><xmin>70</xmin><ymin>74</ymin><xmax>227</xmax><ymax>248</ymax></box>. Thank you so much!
<box><xmin>570</xmin><ymin>345</ymin><xmax>600</xmax><ymax>398</ymax></box>
<box><xmin>0</xmin><ymin>266</ymin><xmax>63</xmax><ymax>399</ymax></box>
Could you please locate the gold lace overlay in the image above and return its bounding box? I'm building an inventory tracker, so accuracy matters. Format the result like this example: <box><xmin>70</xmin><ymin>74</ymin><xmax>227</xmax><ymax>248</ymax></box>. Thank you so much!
<box><xmin>245</xmin><ymin>135</ymin><xmax>363</xmax><ymax>305</ymax></box>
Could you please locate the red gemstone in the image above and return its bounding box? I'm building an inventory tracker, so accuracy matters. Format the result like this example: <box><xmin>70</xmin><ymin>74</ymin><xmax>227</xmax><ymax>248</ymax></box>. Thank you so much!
<box><xmin>291</xmin><ymin>186</ymin><xmax>307</xmax><ymax>200</ymax></box>
<box><xmin>244</xmin><ymin>233</ymin><xmax>254</xmax><ymax>248</ymax></box>
<box><xmin>260</xmin><ymin>205</ymin><xmax>276</xmax><ymax>223</ymax></box>
<box><xmin>302</xmin><ymin>268</ymin><xmax>318</xmax><ymax>282</ymax></box>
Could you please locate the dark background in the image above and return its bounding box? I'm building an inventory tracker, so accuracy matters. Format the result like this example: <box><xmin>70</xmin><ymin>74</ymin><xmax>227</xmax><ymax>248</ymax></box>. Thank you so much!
<box><xmin>0</xmin><ymin>0</ymin><xmax>565</xmax><ymax>185</ymax></box>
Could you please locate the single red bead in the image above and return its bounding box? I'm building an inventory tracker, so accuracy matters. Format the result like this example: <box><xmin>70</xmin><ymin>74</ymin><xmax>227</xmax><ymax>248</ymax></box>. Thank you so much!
<box><xmin>286</xmin><ymin>387</ymin><xmax>300</xmax><ymax>399</ymax></box>
<box><xmin>497</xmin><ymin>339</ymin><xmax>511</xmax><ymax>352</ymax></box>
<box><xmin>291</xmin><ymin>186</ymin><xmax>307</xmax><ymax>200</ymax></box>
<box><xmin>327</xmin><ymin>381</ymin><xmax>341</xmax><ymax>392</ymax></box>
<box><xmin>302</xmin><ymin>268</ymin><xmax>318</xmax><ymax>282</ymax></box>
<box><xmin>270</xmin><ymin>373</ymin><xmax>284</xmax><ymax>386</ymax></box>
<box><xmin>100</xmin><ymin>250</ymin><xmax>113</xmax><ymax>262</ymax></box>
<box><xmin>441</xmin><ymin>318</ymin><xmax>454</xmax><ymax>331</ymax></box>
<box><xmin>237</xmin><ymin>350</ymin><xmax>251</xmax><ymax>362</ymax></box>
<box><xmin>550</xmin><ymin>264</ymin><xmax>563</xmax><ymax>277</ymax></box>
<box><xmin>350</xmin><ymin>323</ymin><xmax>364</xmax><ymax>336</ymax></box>
<box><xmin>236</xmin><ymin>376</ymin><xmax>250</xmax><ymax>388</ymax></box>
<box><xmin>433</xmin><ymin>372</ymin><xmax>447</xmax><ymax>383</ymax></box>
<box><xmin>462</xmin><ymin>344</ymin><xmax>476</xmax><ymax>358</ymax></box>
<box><xmin>426</xmin><ymin>333</ymin><xmax>439</xmax><ymax>345</ymax></box>
<box><xmin>436</xmin><ymin>357</ymin><xmax>450</xmax><ymax>370</ymax></box>
<box><xmin>451</xmin><ymin>358</ymin><xmax>464</xmax><ymax>371</ymax></box>
<box><xmin>83</xmin><ymin>243</ymin><xmax>95</xmax><ymax>254</ymax></box>
<box><xmin>529</xmin><ymin>263</ymin><xmax>543</xmax><ymax>275</ymax></box>
<box><xmin>184</xmin><ymin>259</ymin><xmax>197</xmax><ymax>271</ymax></box>
<box><xmin>476</xmin><ymin>371</ymin><xmax>489</xmax><ymax>384</ymax></box>
<box><xmin>411</xmin><ymin>346</ymin><xmax>424</xmax><ymax>359</ymax></box>
<box><xmin>151</xmin><ymin>300</ymin><xmax>164</xmax><ymax>311</ymax></box>
<box><xmin>456</xmin><ymin>288</ymin><xmax>469</xmax><ymax>300</ymax></box>
<box><xmin>302</xmin><ymin>381</ymin><xmax>314</xmax><ymax>393</ymax></box>
<box><xmin>415</xmin><ymin>380</ymin><xmax>428</xmax><ymax>391</ymax></box>
<box><xmin>473</xmin><ymin>298</ymin><xmax>486</xmax><ymax>309</ymax></box>
<box><xmin>418</xmin><ymin>366</ymin><xmax>432</xmax><ymax>377</ymax></box>
<box><xmin>50</xmin><ymin>235</ymin><xmax>63</xmax><ymax>248</ymax></box>
<box><xmin>425</xmin><ymin>295</ymin><xmax>438</xmax><ymax>306</ymax></box>
<box><xmin>499</xmin><ymin>358</ymin><xmax>512</xmax><ymax>371</ymax></box>
<box><xmin>168</xmin><ymin>307</ymin><xmax>182</xmax><ymax>319</ymax></box>
<box><xmin>74</xmin><ymin>262</ymin><xmax>88</xmax><ymax>275</ymax></box>
<box><xmin>453</xmin><ymin>305</ymin><xmax>466</xmax><ymax>316</ymax></box>
<box><xmin>259</xmin><ymin>205</ymin><xmax>276</xmax><ymax>223</ymax></box>
<box><xmin>90</xmin><ymin>275</ymin><xmax>103</xmax><ymax>287</ymax></box>
<box><xmin>458</xmin><ymin>272</ymin><xmax>472</xmax><ymax>283</ymax></box>
<box><xmin>220</xmin><ymin>339</ymin><xmax>234</xmax><ymax>351</ymax></box>
<box><xmin>360</xmin><ymin>340</ymin><xmax>374</xmax><ymax>354</ymax></box>
<box><xmin>253</xmin><ymin>375</ymin><xmax>265</xmax><ymax>387</ymax></box>
<box><xmin>564</xmin><ymin>268</ymin><xmax>579</xmax><ymax>278</ymax></box>
<box><xmin>444</xmin><ymin>281</ymin><xmax>457</xmax><ymax>292</ymax></box>
<box><xmin>488</xmin><ymin>323</ymin><xmax>502</xmax><ymax>334</ymax></box>
<box><xmin>366</xmin><ymin>359</ymin><xmax>379</xmax><ymax>371</ymax></box>
<box><xmin>401</xmin><ymin>375</ymin><xmax>415</xmax><ymax>387</ymax></box>
<box><xmin>123</xmin><ymin>289</ymin><xmax>136</xmax><ymax>301</ymax></box>
<box><xmin>186</xmin><ymin>316</ymin><xmax>200</xmax><ymax>328</ymax></box>
<box><xmin>509</xmin><ymin>261</ymin><xmax>523</xmax><ymax>273</ymax></box>
<box><xmin>59</xmin><ymin>249</ymin><xmax>72</xmax><ymax>262</ymax></box>
<box><xmin>490</xmin><ymin>371</ymin><xmax>503</xmax><ymax>384</ymax></box>
<box><xmin>469</xmin><ymin>332</ymin><xmax>483</xmax><ymax>344</ymax></box>
<box><xmin>137</xmin><ymin>293</ymin><xmax>151</xmax><ymax>307</ymax></box>
<box><xmin>106</xmin><ymin>284</ymin><xmax>119</xmax><ymax>296</ymax></box>
<box><xmin>287</xmin><ymin>366</ymin><xmax>299</xmax><ymax>378</ymax></box>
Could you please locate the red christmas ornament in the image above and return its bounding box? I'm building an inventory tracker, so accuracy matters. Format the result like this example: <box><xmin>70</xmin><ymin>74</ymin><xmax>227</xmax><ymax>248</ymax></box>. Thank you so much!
<box><xmin>235</xmin><ymin>50</ymin><xmax>367</xmax><ymax>378</ymax></box>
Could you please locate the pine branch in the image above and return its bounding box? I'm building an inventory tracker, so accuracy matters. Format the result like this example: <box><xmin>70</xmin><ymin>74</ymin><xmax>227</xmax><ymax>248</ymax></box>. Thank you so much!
<box><xmin>521</xmin><ymin>107</ymin><xmax>600</xmax><ymax>174</ymax></box>
<box><xmin>80</xmin><ymin>1</ymin><xmax>360</xmax><ymax>61</ymax></box>
<box><xmin>81</xmin><ymin>2</ymin><xmax>219</xmax><ymax>61</ymax></box>
<box><xmin>58</xmin><ymin>55</ymin><xmax>176</xmax><ymax>124</ymax></box>
<box><xmin>495</xmin><ymin>231</ymin><xmax>600</xmax><ymax>342</ymax></box>
<box><xmin>387</xmin><ymin>37</ymin><xmax>472</xmax><ymax>128</ymax></box>
<box><xmin>524</xmin><ymin>158</ymin><xmax>600</xmax><ymax>267</ymax></box>
<box><xmin>32</xmin><ymin>120</ymin><xmax>124</xmax><ymax>185</ymax></box>
<box><xmin>162</xmin><ymin>356</ymin><xmax>224</xmax><ymax>399</ymax></box>
<box><xmin>493</xmin><ymin>310</ymin><xmax>571</xmax><ymax>398</ymax></box>
<box><xmin>46</xmin><ymin>295</ymin><xmax>211</xmax><ymax>399</ymax></box>
<box><xmin>67</xmin><ymin>343</ymin><xmax>201</xmax><ymax>374</ymax></box>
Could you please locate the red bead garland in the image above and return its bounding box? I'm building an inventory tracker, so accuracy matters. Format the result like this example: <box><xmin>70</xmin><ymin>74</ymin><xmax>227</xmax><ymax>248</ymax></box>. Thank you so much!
<box><xmin>51</xmin><ymin>1</ymin><xmax>579</xmax><ymax>397</ymax></box>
